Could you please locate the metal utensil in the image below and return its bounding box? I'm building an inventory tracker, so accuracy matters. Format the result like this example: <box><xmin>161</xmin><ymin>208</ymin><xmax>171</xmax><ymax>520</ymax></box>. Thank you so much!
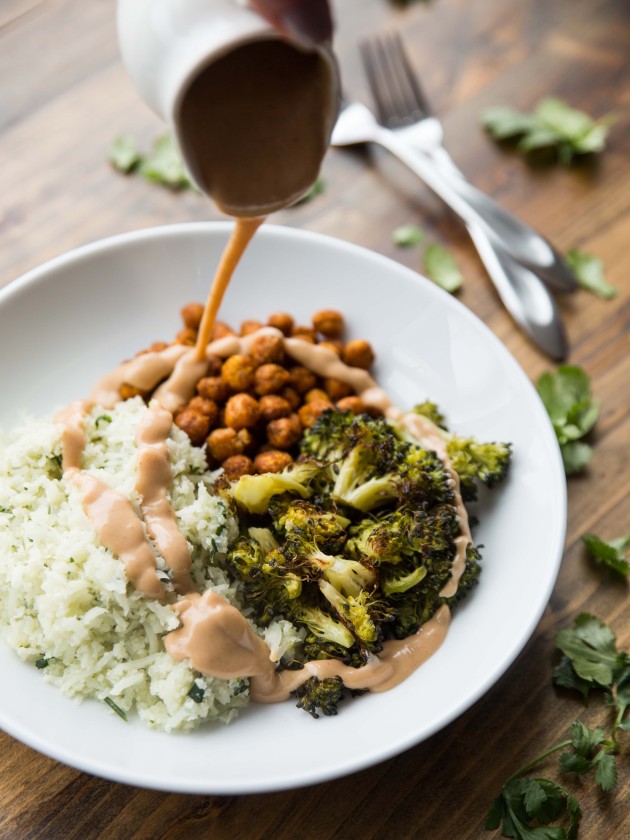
<box><xmin>332</xmin><ymin>100</ymin><xmax>568</xmax><ymax>360</ymax></box>
<box><xmin>331</xmin><ymin>51</ymin><xmax>569</xmax><ymax>358</ymax></box>
<box><xmin>360</xmin><ymin>33</ymin><xmax>576</xmax><ymax>294</ymax></box>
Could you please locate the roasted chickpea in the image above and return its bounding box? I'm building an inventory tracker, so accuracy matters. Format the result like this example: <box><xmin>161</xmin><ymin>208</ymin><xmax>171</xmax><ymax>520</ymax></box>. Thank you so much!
<box><xmin>291</xmin><ymin>326</ymin><xmax>317</xmax><ymax>343</ymax></box>
<box><xmin>312</xmin><ymin>309</ymin><xmax>344</xmax><ymax>339</ymax></box>
<box><xmin>241</xmin><ymin>319</ymin><xmax>264</xmax><ymax>336</ymax></box>
<box><xmin>266</xmin><ymin>414</ymin><xmax>303</xmax><ymax>450</ymax></box>
<box><xmin>221</xmin><ymin>355</ymin><xmax>256</xmax><ymax>391</ymax></box>
<box><xmin>187</xmin><ymin>397</ymin><xmax>219</xmax><ymax>426</ymax></box>
<box><xmin>206</xmin><ymin>427</ymin><xmax>248</xmax><ymax>462</ymax></box>
<box><xmin>259</xmin><ymin>395</ymin><xmax>292</xmax><ymax>422</ymax></box>
<box><xmin>304</xmin><ymin>388</ymin><xmax>330</xmax><ymax>404</ymax></box>
<box><xmin>323</xmin><ymin>377</ymin><xmax>353</xmax><ymax>401</ymax></box>
<box><xmin>254</xmin><ymin>363</ymin><xmax>290</xmax><ymax>396</ymax></box>
<box><xmin>298</xmin><ymin>400</ymin><xmax>332</xmax><ymax>428</ymax></box>
<box><xmin>254</xmin><ymin>450</ymin><xmax>293</xmax><ymax>474</ymax></box>
<box><xmin>318</xmin><ymin>340</ymin><xmax>343</xmax><ymax>357</ymax></box>
<box><xmin>197</xmin><ymin>376</ymin><xmax>230</xmax><ymax>404</ymax></box>
<box><xmin>289</xmin><ymin>366</ymin><xmax>318</xmax><ymax>394</ymax></box>
<box><xmin>280</xmin><ymin>386</ymin><xmax>301</xmax><ymax>411</ymax></box>
<box><xmin>175</xmin><ymin>327</ymin><xmax>197</xmax><ymax>346</ymax></box>
<box><xmin>205</xmin><ymin>354</ymin><xmax>223</xmax><ymax>377</ymax></box>
<box><xmin>120</xmin><ymin>383</ymin><xmax>147</xmax><ymax>401</ymax></box>
<box><xmin>250</xmin><ymin>334</ymin><xmax>285</xmax><ymax>366</ymax></box>
<box><xmin>221</xmin><ymin>455</ymin><xmax>255</xmax><ymax>480</ymax></box>
<box><xmin>224</xmin><ymin>393</ymin><xmax>260</xmax><ymax>430</ymax></box>
<box><xmin>181</xmin><ymin>302</ymin><xmax>205</xmax><ymax>331</ymax></box>
<box><xmin>211</xmin><ymin>321</ymin><xmax>235</xmax><ymax>340</ymax></box>
<box><xmin>342</xmin><ymin>339</ymin><xmax>375</xmax><ymax>370</ymax></box>
<box><xmin>174</xmin><ymin>408</ymin><xmax>212</xmax><ymax>447</ymax></box>
<box><xmin>267</xmin><ymin>312</ymin><xmax>294</xmax><ymax>336</ymax></box>
<box><xmin>336</xmin><ymin>396</ymin><xmax>367</xmax><ymax>415</ymax></box>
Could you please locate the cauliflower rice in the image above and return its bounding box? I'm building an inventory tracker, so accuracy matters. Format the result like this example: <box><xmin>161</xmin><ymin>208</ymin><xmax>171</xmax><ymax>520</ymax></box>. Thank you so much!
<box><xmin>0</xmin><ymin>398</ymin><xmax>301</xmax><ymax>732</ymax></box>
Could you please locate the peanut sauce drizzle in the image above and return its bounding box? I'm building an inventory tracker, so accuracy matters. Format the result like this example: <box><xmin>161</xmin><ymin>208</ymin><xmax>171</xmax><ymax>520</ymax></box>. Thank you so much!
<box><xmin>193</xmin><ymin>217</ymin><xmax>265</xmax><ymax>362</ymax></box>
<box><xmin>165</xmin><ymin>589</ymin><xmax>451</xmax><ymax>702</ymax></box>
<box><xmin>135</xmin><ymin>403</ymin><xmax>194</xmax><ymax>594</ymax></box>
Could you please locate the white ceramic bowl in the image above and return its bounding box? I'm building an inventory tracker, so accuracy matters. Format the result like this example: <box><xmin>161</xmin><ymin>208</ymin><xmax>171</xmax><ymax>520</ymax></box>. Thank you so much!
<box><xmin>0</xmin><ymin>223</ymin><xmax>566</xmax><ymax>793</ymax></box>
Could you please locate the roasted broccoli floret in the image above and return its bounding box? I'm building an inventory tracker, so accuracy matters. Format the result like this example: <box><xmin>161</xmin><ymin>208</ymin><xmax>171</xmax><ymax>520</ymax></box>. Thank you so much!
<box><xmin>411</xmin><ymin>401</ymin><xmax>512</xmax><ymax>501</ymax></box>
<box><xmin>274</xmin><ymin>499</ymin><xmax>350</xmax><ymax>554</ymax></box>
<box><xmin>412</xmin><ymin>401</ymin><xmax>448</xmax><ymax>429</ymax></box>
<box><xmin>381</xmin><ymin>565</ymin><xmax>428</xmax><ymax>596</ymax></box>
<box><xmin>293</xmin><ymin>675</ymin><xmax>346</xmax><ymax>718</ymax></box>
<box><xmin>293</xmin><ymin>605</ymin><xmax>355</xmax><ymax>650</ymax></box>
<box><xmin>225</xmin><ymin>535</ymin><xmax>302</xmax><ymax>626</ymax></box>
<box><xmin>297</xmin><ymin>544</ymin><xmax>376</xmax><ymax>596</ymax></box>
<box><xmin>231</xmin><ymin>459</ymin><xmax>324</xmax><ymax>514</ymax></box>
<box><xmin>319</xmin><ymin>580</ymin><xmax>380</xmax><ymax>648</ymax></box>
<box><xmin>347</xmin><ymin>511</ymin><xmax>411</xmax><ymax>564</ymax></box>
<box><xmin>445</xmin><ymin>437</ymin><xmax>512</xmax><ymax>501</ymax></box>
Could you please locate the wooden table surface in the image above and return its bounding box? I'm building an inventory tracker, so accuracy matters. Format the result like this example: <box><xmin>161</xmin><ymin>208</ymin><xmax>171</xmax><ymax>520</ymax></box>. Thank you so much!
<box><xmin>1</xmin><ymin>1</ymin><xmax>629</xmax><ymax>838</ymax></box>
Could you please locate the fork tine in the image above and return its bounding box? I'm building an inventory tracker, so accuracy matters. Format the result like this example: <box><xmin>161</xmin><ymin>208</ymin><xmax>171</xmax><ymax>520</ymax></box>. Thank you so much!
<box><xmin>390</xmin><ymin>32</ymin><xmax>432</xmax><ymax>118</ymax></box>
<box><xmin>361</xmin><ymin>32</ymin><xmax>432</xmax><ymax>129</ymax></box>
<box><xmin>359</xmin><ymin>40</ymin><xmax>392</xmax><ymax>126</ymax></box>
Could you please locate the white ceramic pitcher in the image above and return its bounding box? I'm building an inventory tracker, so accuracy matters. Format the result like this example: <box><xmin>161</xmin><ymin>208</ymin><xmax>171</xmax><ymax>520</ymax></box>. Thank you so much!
<box><xmin>117</xmin><ymin>0</ymin><xmax>340</xmax><ymax>213</ymax></box>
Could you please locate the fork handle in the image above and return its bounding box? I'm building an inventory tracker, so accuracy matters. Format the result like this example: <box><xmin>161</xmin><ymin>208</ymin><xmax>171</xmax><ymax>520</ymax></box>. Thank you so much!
<box><xmin>376</xmin><ymin>130</ymin><xmax>577</xmax><ymax>294</ymax></box>
<box><xmin>372</xmin><ymin>130</ymin><xmax>568</xmax><ymax>359</ymax></box>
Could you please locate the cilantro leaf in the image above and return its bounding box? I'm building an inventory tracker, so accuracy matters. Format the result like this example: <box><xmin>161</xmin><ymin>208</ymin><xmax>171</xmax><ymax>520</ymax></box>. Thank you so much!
<box><xmin>109</xmin><ymin>135</ymin><xmax>141</xmax><ymax>173</ymax></box>
<box><xmin>594</xmin><ymin>752</ymin><xmax>617</xmax><ymax>792</ymax></box>
<box><xmin>486</xmin><ymin>777</ymin><xmax>581</xmax><ymax>840</ymax></box>
<box><xmin>423</xmin><ymin>243</ymin><xmax>463</xmax><ymax>293</ymax></box>
<box><xmin>536</xmin><ymin>366</ymin><xmax>599</xmax><ymax>476</ymax></box>
<box><xmin>553</xmin><ymin>657</ymin><xmax>592</xmax><ymax>702</ymax></box>
<box><xmin>393</xmin><ymin>224</ymin><xmax>425</xmax><ymax>247</ymax></box>
<box><xmin>555</xmin><ymin>614</ymin><xmax>623</xmax><ymax>687</ymax></box>
<box><xmin>582</xmin><ymin>531</ymin><xmax>630</xmax><ymax>576</ymax></box>
<box><xmin>566</xmin><ymin>250</ymin><xmax>617</xmax><ymax>300</ymax></box>
<box><xmin>561</xmin><ymin>442</ymin><xmax>593</xmax><ymax>476</ymax></box>
<box><xmin>482</xmin><ymin>97</ymin><xmax>615</xmax><ymax>164</ymax></box>
<box><xmin>482</xmin><ymin>106</ymin><xmax>540</xmax><ymax>139</ymax></box>
<box><xmin>139</xmin><ymin>135</ymin><xmax>193</xmax><ymax>190</ymax></box>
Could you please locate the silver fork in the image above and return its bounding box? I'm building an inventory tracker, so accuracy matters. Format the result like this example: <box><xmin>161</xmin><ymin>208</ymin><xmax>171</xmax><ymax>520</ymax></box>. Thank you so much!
<box><xmin>332</xmin><ymin>38</ymin><xmax>570</xmax><ymax>359</ymax></box>
<box><xmin>360</xmin><ymin>33</ymin><xmax>576</xmax><ymax>294</ymax></box>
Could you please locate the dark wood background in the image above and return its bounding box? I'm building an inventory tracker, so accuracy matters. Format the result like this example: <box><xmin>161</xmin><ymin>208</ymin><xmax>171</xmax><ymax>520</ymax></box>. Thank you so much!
<box><xmin>1</xmin><ymin>0</ymin><xmax>629</xmax><ymax>837</ymax></box>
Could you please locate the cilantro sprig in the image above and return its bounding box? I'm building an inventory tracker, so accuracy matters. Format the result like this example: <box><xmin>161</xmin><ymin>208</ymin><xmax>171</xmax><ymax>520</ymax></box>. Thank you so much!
<box><xmin>566</xmin><ymin>249</ymin><xmax>617</xmax><ymax>300</ymax></box>
<box><xmin>109</xmin><ymin>134</ymin><xmax>194</xmax><ymax>191</ymax></box>
<box><xmin>536</xmin><ymin>366</ymin><xmax>599</xmax><ymax>475</ymax></box>
<box><xmin>392</xmin><ymin>225</ymin><xmax>463</xmax><ymax>293</ymax></box>
<box><xmin>482</xmin><ymin>98</ymin><xmax>616</xmax><ymax>165</ymax></box>
<box><xmin>486</xmin><ymin>616</ymin><xmax>627</xmax><ymax>839</ymax></box>
<box><xmin>582</xmin><ymin>532</ymin><xmax>630</xmax><ymax>577</ymax></box>
<box><xmin>554</xmin><ymin>614</ymin><xmax>630</xmax><ymax>747</ymax></box>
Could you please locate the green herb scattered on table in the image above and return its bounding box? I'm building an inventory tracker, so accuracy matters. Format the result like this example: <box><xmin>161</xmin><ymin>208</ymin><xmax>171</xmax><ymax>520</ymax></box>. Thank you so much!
<box><xmin>536</xmin><ymin>366</ymin><xmax>599</xmax><ymax>476</ymax></box>
<box><xmin>109</xmin><ymin>134</ymin><xmax>194</xmax><ymax>191</ymax></box>
<box><xmin>108</xmin><ymin>135</ymin><xmax>141</xmax><ymax>173</ymax></box>
<box><xmin>566</xmin><ymin>249</ymin><xmax>618</xmax><ymax>300</ymax></box>
<box><xmin>423</xmin><ymin>243</ymin><xmax>463</xmax><ymax>293</ymax></box>
<box><xmin>486</xmin><ymin>615</ymin><xmax>628</xmax><ymax>839</ymax></box>
<box><xmin>392</xmin><ymin>224</ymin><xmax>425</xmax><ymax>247</ymax></box>
<box><xmin>581</xmin><ymin>532</ymin><xmax>630</xmax><ymax>577</ymax></box>
<box><xmin>482</xmin><ymin>97</ymin><xmax>616</xmax><ymax>165</ymax></box>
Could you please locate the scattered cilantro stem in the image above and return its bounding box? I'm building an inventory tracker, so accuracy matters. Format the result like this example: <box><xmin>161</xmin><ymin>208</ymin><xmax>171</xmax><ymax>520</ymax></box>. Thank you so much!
<box><xmin>504</xmin><ymin>740</ymin><xmax>573</xmax><ymax>784</ymax></box>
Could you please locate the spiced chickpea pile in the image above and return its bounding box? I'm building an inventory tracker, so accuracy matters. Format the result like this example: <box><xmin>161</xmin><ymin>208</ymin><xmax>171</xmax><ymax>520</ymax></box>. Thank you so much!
<box><xmin>125</xmin><ymin>306</ymin><xmax>378</xmax><ymax>480</ymax></box>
